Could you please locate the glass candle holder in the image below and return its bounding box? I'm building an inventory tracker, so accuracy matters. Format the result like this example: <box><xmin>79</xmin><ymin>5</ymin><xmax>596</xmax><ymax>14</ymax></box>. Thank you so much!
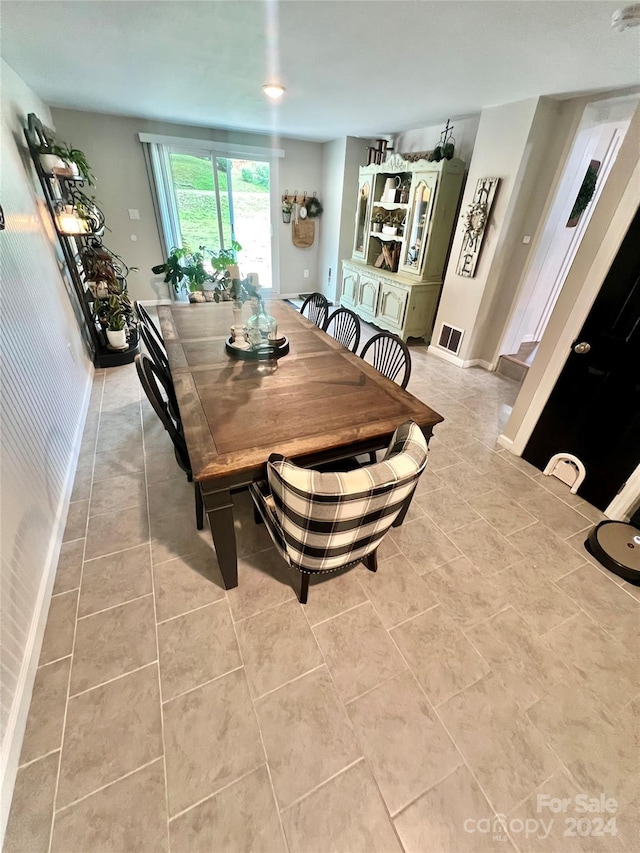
<box><xmin>247</xmin><ymin>299</ymin><xmax>278</xmax><ymax>346</ymax></box>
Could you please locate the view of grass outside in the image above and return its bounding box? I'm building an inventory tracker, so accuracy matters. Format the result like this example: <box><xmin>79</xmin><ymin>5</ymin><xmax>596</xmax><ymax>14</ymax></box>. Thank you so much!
<box><xmin>169</xmin><ymin>153</ymin><xmax>272</xmax><ymax>287</ymax></box>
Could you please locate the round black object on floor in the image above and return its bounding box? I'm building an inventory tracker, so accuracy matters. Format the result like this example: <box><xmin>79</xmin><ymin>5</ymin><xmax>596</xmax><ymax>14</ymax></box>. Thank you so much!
<box><xmin>586</xmin><ymin>520</ymin><xmax>640</xmax><ymax>586</ymax></box>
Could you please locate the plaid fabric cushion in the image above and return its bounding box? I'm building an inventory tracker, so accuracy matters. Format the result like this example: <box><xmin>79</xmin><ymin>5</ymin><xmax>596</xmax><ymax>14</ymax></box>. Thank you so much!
<box><xmin>250</xmin><ymin>421</ymin><xmax>428</xmax><ymax>574</ymax></box>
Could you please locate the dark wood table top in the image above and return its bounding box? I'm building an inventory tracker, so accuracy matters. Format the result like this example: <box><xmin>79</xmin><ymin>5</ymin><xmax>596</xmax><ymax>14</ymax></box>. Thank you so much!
<box><xmin>158</xmin><ymin>301</ymin><xmax>443</xmax><ymax>485</ymax></box>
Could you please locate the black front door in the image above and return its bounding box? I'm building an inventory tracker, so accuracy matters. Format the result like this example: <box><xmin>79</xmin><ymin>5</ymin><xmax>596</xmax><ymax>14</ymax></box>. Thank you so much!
<box><xmin>524</xmin><ymin>205</ymin><xmax>640</xmax><ymax>510</ymax></box>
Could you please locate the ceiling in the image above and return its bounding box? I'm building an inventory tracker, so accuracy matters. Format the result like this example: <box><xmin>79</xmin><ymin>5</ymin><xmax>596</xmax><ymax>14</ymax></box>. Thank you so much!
<box><xmin>2</xmin><ymin>1</ymin><xmax>638</xmax><ymax>141</ymax></box>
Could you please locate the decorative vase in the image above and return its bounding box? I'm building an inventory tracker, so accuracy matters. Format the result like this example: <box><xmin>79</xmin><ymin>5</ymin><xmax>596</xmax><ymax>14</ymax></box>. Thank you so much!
<box><xmin>246</xmin><ymin>299</ymin><xmax>278</xmax><ymax>346</ymax></box>
<box><xmin>232</xmin><ymin>301</ymin><xmax>243</xmax><ymax>328</ymax></box>
<box><xmin>106</xmin><ymin>328</ymin><xmax>127</xmax><ymax>349</ymax></box>
<box><xmin>39</xmin><ymin>153</ymin><xmax>66</xmax><ymax>174</ymax></box>
<box><xmin>282</xmin><ymin>210</ymin><xmax>291</xmax><ymax>224</ymax></box>
<box><xmin>372</xmin><ymin>222</ymin><xmax>382</xmax><ymax>233</ymax></box>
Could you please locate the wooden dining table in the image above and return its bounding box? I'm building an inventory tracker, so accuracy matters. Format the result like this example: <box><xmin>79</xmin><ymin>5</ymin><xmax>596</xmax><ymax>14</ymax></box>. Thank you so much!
<box><xmin>157</xmin><ymin>300</ymin><xmax>443</xmax><ymax>590</ymax></box>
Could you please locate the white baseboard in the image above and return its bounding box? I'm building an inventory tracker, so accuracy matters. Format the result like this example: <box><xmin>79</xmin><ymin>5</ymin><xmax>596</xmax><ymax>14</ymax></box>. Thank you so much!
<box><xmin>0</xmin><ymin>368</ymin><xmax>94</xmax><ymax>845</ymax></box>
<box><xmin>496</xmin><ymin>433</ymin><xmax>515</xmax><ymax>451</ymax></box>
<box><xmin>427</xmin><ymin>345</ymin><xmax>494</xmax><ymax>371</ymax></box>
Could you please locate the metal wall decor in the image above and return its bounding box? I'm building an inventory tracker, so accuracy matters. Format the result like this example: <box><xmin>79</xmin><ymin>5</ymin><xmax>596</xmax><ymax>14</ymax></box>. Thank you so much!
<box><xmin>456</xmin><ymin>177</ymin><xmax>499</xmax><ymax>277</ymax></box>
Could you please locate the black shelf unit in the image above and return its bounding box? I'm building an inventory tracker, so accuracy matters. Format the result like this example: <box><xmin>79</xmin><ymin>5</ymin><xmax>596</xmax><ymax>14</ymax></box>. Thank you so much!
<box><xmin>24</xmin><ymin>113</ymin><xmax>139</xmax><ymax>368</ymax></box>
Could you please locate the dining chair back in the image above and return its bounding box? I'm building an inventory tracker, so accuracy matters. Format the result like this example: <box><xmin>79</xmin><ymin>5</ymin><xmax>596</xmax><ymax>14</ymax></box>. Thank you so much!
<box><xmin>360</xmin><ymin>332</ymin><xmax>412</xmax><ymax>389</ymax></box>
<box><xmin>323</xmin><ymin>307</ymin><xmax>361</xmax><ymax>353</ymax></box>
<box><xmin>134</xmin><ymin>301</ymin><xmax>165</xmax><ymax>352</ymax></box>
<box><xmin>135</xmin><ymin>354</ymin><xmax>203</xmax><ymax>528</ymax></box>
<box><xmin>300</xmin><ymin>292</ymin><xmax>329</xmax><ymax>329</ymax></box>
<box><xmin>250</xmin><ymin>421</ymin><xmax>428</xmax><ymax>602</ymax></box>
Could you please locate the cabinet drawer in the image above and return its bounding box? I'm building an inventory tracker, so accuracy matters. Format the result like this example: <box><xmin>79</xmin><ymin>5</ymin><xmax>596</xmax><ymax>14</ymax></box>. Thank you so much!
<box><xmin>341</xmin><ymin>270</ymin><xmax>359</xmax><ymax>308</ymax></box>
<box><xmin>357</xmin><ymin>276</ymin><xmax>380</xmax><ymax>319</ymax></box>
<box><xmin>378</xmin><ymin>282</ymin><xmax>408</xmax><ymax>330</ymax></box>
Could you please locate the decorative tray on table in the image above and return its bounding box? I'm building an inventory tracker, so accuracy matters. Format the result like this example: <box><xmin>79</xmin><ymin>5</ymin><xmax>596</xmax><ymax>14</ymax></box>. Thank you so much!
<box><xmin>225</xmin><ymin>336</ymin><xmax>289</xmax><ymax>360</ymax></box>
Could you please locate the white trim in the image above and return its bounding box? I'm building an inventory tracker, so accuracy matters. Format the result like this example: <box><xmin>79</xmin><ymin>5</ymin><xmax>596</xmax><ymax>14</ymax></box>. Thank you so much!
<box><xmin>506</xmin><ymin>156</ymin><xmax>640</xmax><ymax>455</ymax></box>
<box><xmin>605</xmin><ymin>464</ymin><xmax>640</xmax><ymax>521</ymax></box>
<box><xmin>497</xmin><ymin>434</ymin><xmax>514</xmax><ymax>451</ymax></box>
<box><xmin>427</xmin><ymin>345</ymin><xmax>489</xmax><ymax>370</ymax></box>
<box><xmin>0</xmin><ymin>369</ymin><xmax>93</xmax><ymax>843</ymax></box>
<box><xmin>138</xmin><ymin>132</ymin><xmax>284</xmax><ymax>159</ymax></box>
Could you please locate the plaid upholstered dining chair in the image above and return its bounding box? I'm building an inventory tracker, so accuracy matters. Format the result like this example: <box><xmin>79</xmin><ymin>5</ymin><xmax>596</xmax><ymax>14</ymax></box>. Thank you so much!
<box><xmin>249</xmin><ymin>421</ymin><xmax>428</xmax><ymax>603</ymax></box>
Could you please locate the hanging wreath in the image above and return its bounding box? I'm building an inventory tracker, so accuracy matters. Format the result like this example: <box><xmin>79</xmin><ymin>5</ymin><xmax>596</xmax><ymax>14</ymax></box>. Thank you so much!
<box><xmin>305</xmin><ymin>195</ymin><xmax>323</xmax><ymax>218</ymax></box>
<box><xmin>463</xmin><ymin>201</ymin><xmax>488</xmax><ymax>239</ymax></box>
<box><xmin>567</xmin><ymin>162</ymin><xmax>598</xmax><ymax>224</ymax></box>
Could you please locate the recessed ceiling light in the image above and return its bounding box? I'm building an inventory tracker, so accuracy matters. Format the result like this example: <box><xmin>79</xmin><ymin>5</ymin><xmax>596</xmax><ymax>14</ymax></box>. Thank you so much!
<box><xmin>262</xmin><ymin>83</ymin><xmax>285</xmax><ymax>100</ymax></box>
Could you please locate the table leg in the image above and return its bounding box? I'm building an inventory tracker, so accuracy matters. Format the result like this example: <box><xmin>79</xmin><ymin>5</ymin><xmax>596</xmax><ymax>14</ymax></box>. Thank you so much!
<box><xmin>203</xmin><ymin>488</ymin><xmax>238</xmax><ymax>589</ymax></box>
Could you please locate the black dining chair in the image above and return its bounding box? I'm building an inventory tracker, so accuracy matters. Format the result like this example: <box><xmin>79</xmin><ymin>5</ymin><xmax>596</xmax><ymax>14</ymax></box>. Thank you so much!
<box><xmin>300</xmin><ymin>292</ymin><xmax>329</xmax><ymax>328</ymax></box>
<box><xmin>135</xmin><ymin>301</ymin><xmax>171</xmax><ymax>374</ymax></box>
<box><xmin>135</xmin><ymin>353</ymin><xmax>203</xmax><ymax>530</ymax></box>
<box><xmin>323</xmin><ymin>307</ymin><xmax>361</xmax><ymax>353</ymax></box>
<box><xmin>134</xmin><ymin>301</ymin><xmax>165</xmax><ymax>352</ymax></box>
<box><xmin>360</xmin><ymin>332</ymin><xmax>412</xmax><ymax>389</ymax></box>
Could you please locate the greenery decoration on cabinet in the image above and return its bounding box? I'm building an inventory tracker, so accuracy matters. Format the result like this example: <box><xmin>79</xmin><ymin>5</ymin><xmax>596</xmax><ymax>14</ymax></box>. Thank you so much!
<box><xmin>342</xmin><ymin>154</ymin><xmax>465</xmax><ymax>342</ymax></box>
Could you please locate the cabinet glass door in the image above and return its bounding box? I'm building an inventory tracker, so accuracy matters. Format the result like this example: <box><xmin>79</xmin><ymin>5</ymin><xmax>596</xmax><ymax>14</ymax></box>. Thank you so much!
<box><xmin>353</xmin><ymin>180</ymin><xmax>371</xmax><ymax>259</ymax></box>
<box><xmin>401</xmin><ymin>174</ymin><xmax>437</xmax><ymax>275</ymax></box>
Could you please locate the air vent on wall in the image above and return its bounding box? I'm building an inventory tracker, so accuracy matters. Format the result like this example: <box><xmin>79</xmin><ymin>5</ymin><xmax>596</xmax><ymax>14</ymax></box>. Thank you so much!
<box><xmin>438</xmin><ymin>323</ymin><xmax>464</xmax><ymax>355</ymax></box>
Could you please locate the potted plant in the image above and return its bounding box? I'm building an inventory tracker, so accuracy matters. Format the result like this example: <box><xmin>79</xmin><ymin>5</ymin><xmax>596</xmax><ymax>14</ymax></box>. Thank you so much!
<box><xmin>372</xmin><ymin>210</ymin><xmax>385</xmax><ymax>233</ymax></box>
<box><xmin>382</xmin><ymin>211</ymin><xmax>398</xmax><ymax>236</ymax></box>
<box><xmin>39</xmin><ymin>139</ymin><xmax>95</xmax><ymax>185</ymax></box>
<box><xmin>282</xmin><ymin>199</ymin><xmax>293</xmax><ymax>223</ymax></box>
<box><xmin>105</xmin><ymin>293</ymin><xmax>128</xmax><ymax>349</ymax></box>
<box><xmin>152</xmin><ymin>242</ymin><xmax>242</xmax><ymax>303</ymax></box>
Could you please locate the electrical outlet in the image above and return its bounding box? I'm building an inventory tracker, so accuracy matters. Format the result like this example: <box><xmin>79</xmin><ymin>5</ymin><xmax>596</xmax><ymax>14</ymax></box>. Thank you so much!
<box><xmin>303</xmin><ymin>269</ymin><xmax>309</xmax><ymax>278</ymax></box>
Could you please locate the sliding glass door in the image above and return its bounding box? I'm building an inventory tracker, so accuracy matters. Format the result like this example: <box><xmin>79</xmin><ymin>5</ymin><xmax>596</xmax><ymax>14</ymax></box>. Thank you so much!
<box><xmin>161</xmin><ymin>149</ymin><xmax>273</xmax><ymax>289</ymax></box>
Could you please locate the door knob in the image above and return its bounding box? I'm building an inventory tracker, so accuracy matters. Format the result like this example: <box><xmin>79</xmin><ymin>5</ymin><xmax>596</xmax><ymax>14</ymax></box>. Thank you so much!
<box><xmin>573</xmin><ymin>341</ymin><xmax>591</xmax><ymax>354</ymax></box>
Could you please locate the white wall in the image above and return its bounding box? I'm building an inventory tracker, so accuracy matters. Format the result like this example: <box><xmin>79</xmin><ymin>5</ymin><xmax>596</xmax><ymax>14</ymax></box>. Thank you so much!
<box><xmin>0</xmin><ymin>60</ymin><xmax>93</xmax><ymax>840</ymax></box>
<box><xmin>394</xmin><ymin>114</ymin><xmax>480</xmax><ymax>168</ymax></box>
<box><xmin>51</xmin><ymin>108</ymin><xmax>324</xmax><ymax>301</ymax></box>
<box><xmin>429</xmin><ymin>98</ymin><xmax>541</xmax><ymax>364</ymax></box>
<box><xmin>318</xmin><ymin>135</ymin><xmax>369</xmax><ymax>301</ymax></box>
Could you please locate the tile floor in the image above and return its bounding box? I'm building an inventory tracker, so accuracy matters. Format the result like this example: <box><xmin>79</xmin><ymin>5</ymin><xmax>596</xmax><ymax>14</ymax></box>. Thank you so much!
<box><xmin>5</xmin><ymin>337</ymin><xmax>639</xmax><ymax>853</ymax></box>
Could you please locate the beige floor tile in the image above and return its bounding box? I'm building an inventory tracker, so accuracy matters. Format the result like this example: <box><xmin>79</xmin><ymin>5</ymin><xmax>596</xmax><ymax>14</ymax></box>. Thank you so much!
<box><xmin>375</xmin><ymin>533</ymin><xmax>400</xmax><ymax>561</ymax></box>
<box><xmin>527</xmin><ymin>684</ymin><xmax>636</xmax><ymax>804</ymax></box>
<box><xmin>438</xmin><ymin>673</ymin><xmax>558</xmax><ymax>813</ymax></box>
<box><xmin>425</xmin><ymin>556</ymin><xmax>507</xmax><ymax>628</ymax></box>
<box><xmin>53</xmin><ymin>539</ymin><xmax>84</xmax><ymax>594</ymax></box>
<box><xmin>3</xmin><ymin>751</ymin><xmax>58</xmax><ymax>853</ymax></box>
<box><xmin>313</xmin><ymin>602</ymin><xmax>407</xmax><ymax>703</ymax></box>
<box><xmin>437</xmin><ymin>462</ymin><xmax>497</xmax><ymax>499</ymax></box>
<box><xmin>145</xmin><ymin>451</ymin><xmax>186</xmax><ymax>486</ymax></box>
<box><xmin>425</xmin><ymin>442</ymin><xmax>462</xmax><ymax>472</ymax></box>
<box><xmin>357</xmin><ymin>553</ymin><xmax>437</xmax><ymax>628</ymax></box>
<box><xmin>164</xmin><ymin>668</ymin><xmax>263</xmax><ymax>816</ymax></box>
<box><xmin>39</xmin><ymin>590</ymin><xmax>77</xmax><ymax>665</ymax></box>
<box><xmin>93</xmin><ymin>440</ymin><xmax>145</xmax><ymax>482</ymax></box>
<box><xmin>394</xmin><ymin>764</ymin><xmax>510</xmax><ymax>853</ymax></box>
<box><xmin>519</xmin><ymin>485</ymin><xmax>592</xmax><ymax>538</ymax></box>
<box><xmin>532</xmin><ymin>471</ymin><xmax>585</xmax><ymax>507</ymax></box>
<box><xmin>226</xmin><ymin>548</ymin><xmax>296</xmax><ymax>622</ymax></box>
<box><xmin>391</xmin><ymin>605</ymin><xmax>489</xmax><ymax>706</ymax></box>
<box><xmin>495</xmin><ymin>560</ymin><xmax>578</xmax><ymax>634</ymax></box>
<box><xmin>147</xmin><ymin>475</ymin><xmax>195</xmax><ymax>517</ymax></box>
<box><xmin>75</xmin><ymin>440</ymin><xmax>96</xmax><ymax>473</ymax></box>
<box><xmin>158</xmin><ymin>599</ymin><xmax>240</xmax><ymax>701</ymax></box>
<box><xmin>96</xmin><ymin>413</ymin><xmax>143</xmax><ymax>454</ymax></box>
<box><xmin>454</xmin><ymin>439</ymin><xmax>502</xmax><ymax>473</ymax></box>
<box><xmin>150</xmin><ymin>507</ymin><xmax>212</xmax><ymax>565</ymax></box>
<box><xmin>555</xmin><ymin>563</ymin><xmax>639</xmax><ymax>644</ymax></box>
<box><xmin>51</xmin><ymin>759</ymin><xmax>168</xmax><ymax>853</ymax></box>
<box><xmin>71</xmin><ymin>595</ymin><xmax>157</xmax><ymax>694</ymax></box>
<box><xmin>255</xmin><ymin>666</ymin><xmax>361</xmax><ymax>809</ymax></box>
<box><xmin>389</xmin><ymin>515</ymin><xmax>461</xmax><ymax>573</ymax></box>
<box><xmin>70</xmin><ymin>467</ymin><xmax>93</xmax><ymax>502</ymax></box>
<box><xmin>153</xmin><ymin>550</ymin><xmax>224</xmax><ymax>622</ymax></box>
<box><xmin>468</xmin><ymin>488</ymin><xmax>536</xmax><ymax>536</ymax></box>
<box><xmin>79</xmin><ymin>543</ymin><xmax>152</xmax><ymax>617</ymax></box>
<box><xmin>236</xmin><ymin>599</ymin><xmax>323</xmax><ymax>698</ymax></box>
<box><xmin>302</xmin><ymin>568</ymin><xmax>368</xmax><ymax>626</ymax></box>
<box><xmin>416</xmin><ymin>486</ymin><xmax>482</xmax><ymax>533</ymax></box>
<box><xmin>432</xmin><ymin>421</ymin><xmax>476</xmax><ymax>449</ymax></box>
<box><xmin>63</xmin><ymin>500</ymin><xmax>89</xmax><ymax>542</ymax></box>
<box><xmin>448</xmin><ymin>519</ymin><xmax>522</xmax><ymax>575</ymax></box>
<box><xmin>564</xmin><ymin>528</ymin><xmax>604</xmax><ymax>566</ymax></box>
<box><xmin>507</xmin><ymin>522</ymin><xmax>585</xmax><ymax>580</ymax></box>
<box><xmin>57</xmin><ymin>664</ymin><xmax>162</xmax><ymax>808</ymax></box>
<box><xmin>574</xmin><ymin>499</ymin><xmax>607</xmax><ymax>524</ymax></box>
<box><xmin>466</xmin><ymin>607</ymin><xmax>578</xmax><ymax>711</ymax></box>
<box><xmin>169</xmin><ymin>765</ymin><xmax>286</xmax><ymax>853</ymax></box>
<box><xmin>233</xmin><ymin>491</ymin><xmax>275</xmax><ymax>558</ymax></box>
<box><xmin>89</xmin><ymin>472</ymin><xmax>147</xmax><ymax>517</ymax></box>
<box><xmin>85</xmin><ymin>504</ymin><xmax>149</xmax><ymax>560</ymax></box>
<box><xmin>544</xmin><ymin>613</ymin><xmax>637</xmax><ymax>708</ymax></box>
<box><xmin>509</xmin><ymin>770</ymin><xmax>626</xmax><ymax>853</ymax></box>
<box><xmin>281</xmin><ymin>760</ymin><xmax>402</xmax><ymax>853</ymax></box>
<box><xmin>347</xmin><ymin>670</ymin><xmax>462</xmax><ymax>815</ymax></box>
<box><xmin>412</xmin><ymin>466</ymin><xmax>443</xmax><ymax>495</ymax></box>
<box><xmin>496</xmin><ymin>449</ymin><xmax>540</xmax><ymax>478</ymax></box>
<box><xmin>20</xmin><ymin>658</ymin><xmax>70</xmax><ymax>765</ymax></box>
<box><xmin>489</xmin><ymin>457</ymin><xmax>544</xmax><ymax>502</ymax></box>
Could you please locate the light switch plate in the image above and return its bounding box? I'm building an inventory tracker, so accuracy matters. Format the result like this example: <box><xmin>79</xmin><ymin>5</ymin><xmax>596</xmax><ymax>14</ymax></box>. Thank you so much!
<box><xmin>128</xmin><ymin>208</ymin><xmax>140</xmax><ymax>220</ymax></box>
